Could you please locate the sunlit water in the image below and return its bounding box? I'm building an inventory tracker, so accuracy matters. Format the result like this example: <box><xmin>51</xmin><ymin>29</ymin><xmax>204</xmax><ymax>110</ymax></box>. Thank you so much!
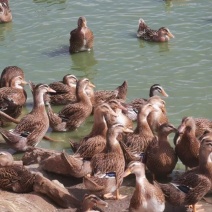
<box><xmin>0</xmin><ymin>0</ymin><xmax>212</xmax><ymax>169</ymax></box>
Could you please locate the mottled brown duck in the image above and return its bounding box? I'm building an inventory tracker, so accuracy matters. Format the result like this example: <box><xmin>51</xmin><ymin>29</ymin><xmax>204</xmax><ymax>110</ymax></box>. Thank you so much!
<box><xmin>121</xmin><ymin>103</ymin><xmax>156</xmax><ymax>163</ymax></box>
<box><xmin>147</xmin><ymin>96</ymin><xmax>169</xmax><ymax>134</ymax></box>
<box><xmin>92</xmin><ymin>80</ymin><xmax>128</xmax><ymax>107</ymax></box>
<box><xmin>0</xmin><ymin>75</ymin><xmax>28</xmax><ymax>125</ymax></box>
<box><xmin>78</xmin><ymin>194</ymin><xmax>108</xmax><ymax>212</ymax></box>
<box><xmin>146</xmin><ymin>123</ymin><xmax>178</xmax><ymax>179</ymax></box>
<box><xmin>70</xmin><ymin>103</ymin><xmax>117</xmax><ymax>159</ymax></box>
<box><xmin>137</xmin><ymin>18</ymin><xmax>174</xmax><ymax>42</ymax></box>
<box><xmin>0</xmin><ymin>0</ymin><xmax>12</xmax><ymax>23</ymax></box>
<box><xmin>0</xmin><ymin>83</ymin><xmax>56</xmax><ymax>152</ymax></box>
<box><xmin>44</xmin><ymin>74</ymin><xmax>78</xmax><ymax>105</ymax></box>
<box><xmin>123</xmin><ymin>84</ymin><xmax>168</xmax><ymax>121</ymax></box>
<box><xmin>69</xmin><ymin>16</ymin><xmax>94</xmax><ymax>54</ymax></box>
<box><xmin>123</xmin><ymin>161</ymin><xmax>165</xmax><ymax>212</ymax></box>
<box><xmin>84</xmin><ymin>123</ymin><xmax>133</xmax><ymax>200</ymax></box>
<box><xmin>47</xmin><ymin>78</ymin><xmax>95</xmax><ymax>131</ymax></box>
<box><xmin>174</xmin><ymin>116</ymin><xmax>200</xmax><ymax>169</ymax></box>
<box><xmin>0</xmin><ymin>151</ymin><xmax>14</xmax><ymax>166</ymax></box>
<box><xmin>0</xmin><ymin>66</ymin><xmax>25</xmax><ymax>88</ymax></box>
<box><xmin>193</xmin><ymin>117</ymin><xmax>212</xmax><ymax>138</ymax></box>
<box><xmin>159</xmin><ymin>136</ymin><xmax>212</xmax><ymax>212</ymax></box>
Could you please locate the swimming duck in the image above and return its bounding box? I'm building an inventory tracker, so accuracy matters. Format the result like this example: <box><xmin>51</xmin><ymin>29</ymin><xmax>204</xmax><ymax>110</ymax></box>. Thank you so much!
<box><xmin>123</xmin><ymin>84</ymin><xmax>168</xmax><ymax>121</ymax></box>
<box><xmin>0</xmin><ymin>75</ymin><xmax>28</xmax><ymax>125</ymax></box>
<box><xmin>78</xmin><ymin>194</ymin><xmax>108</xmax><ymax>212</ymax></box>
<box><xmin>0</xmin><ymin>83</ymin><xmax>56</xmax><ymax>152</ymax></box>
<box><xmin>174</xmin><ymin>116</ymin><xmax>200</xmax><ymax>169</ymax></box>
<box><xmin>121</xmin><ymin>103</ymin><xmax>156</xmax><ymax>163</ymax></box>
<box><xmin>0</xmin><ymin>66</ymin><xmax>25</xmax><ymax>88</ymax></box>
<box><xmin>44</xmin><ymin>74</ymin><xmax>78</xmax><ymax>105</ymax></box>
<box><xmin>137</xmin><ymin>18</ymin><xmax>174</xmax><ymax>42</ymax></box>
<box><xmin>123</xmin><ymin>161</ymin><xmax>165</xmax><ymax>212</ymax></box>
<box><xmin>69</xmin><ymin>16</ymin><xmax>94</xmax><ymax>54</ymax></box>
<box><xmin>146</xmin><ymin>123</ymin><xmax>178</xmax><ymax>179</ymax></box>
<box><xmin>84</xmin><ymin>123</ymin><xmax>133</xmax><ymax>200</ymax></box>
<box><xmin>70</xmin><ymin>103</ymin><xmax>117</xmax><ymax>159</ymax></box>
<box><xmin>159</xmin><ymin>136</ymin><xmax>212</xmax><ymax>212</ymax></box>
<box><xmin>47</xmin><ymin>78</ymin><xmax>95</xmax><ymax>131</ymax></box>
<box><xmin>0</xmin><ymin>0</ymin><xmax>12</xmax><ymax>23</ymax></box>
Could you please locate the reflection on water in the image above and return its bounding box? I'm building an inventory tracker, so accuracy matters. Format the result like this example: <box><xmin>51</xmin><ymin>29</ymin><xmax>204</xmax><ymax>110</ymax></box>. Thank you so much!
<box><xmin>33</xmin><ymin>0</ymin><xmax>66</xmax><ymax>4</ymax></box>
<box><xmin>0</xmin><ymin>22</ymin><xmax>13</xmax><ymax>42</ymax></box>
<box><xmin>70</xmin><ymin>51</ymin><xmax>98</xmax><ymax>80</ymax></box>
<box><xmin>42</xmin><ymin>45</ymin><xmax>69</xmax><ymax>57</ymax></box>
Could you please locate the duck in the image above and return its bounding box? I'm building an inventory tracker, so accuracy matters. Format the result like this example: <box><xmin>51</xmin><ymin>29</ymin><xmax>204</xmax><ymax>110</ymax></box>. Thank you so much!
<box><xmin>147</xmin><ymin>96</ymin><xmax>169</xmax><ymax>134</ymax></box>
<box><xmin>193</xmin><ymin>117</ymin><xmax>212</xmax><ymax>138</ymax></box>
<box><xmin>0</xmin><ymin>66</ymin><xmax>25</xmax><ymax>88</ymax></box>
<box><xmin>121</xmin><ymin>103</ymin><xmax>156</xmax><ymax>163</ymax></box>
<box><xmin>0</xmin><ymin>151</ymin><xmax>14</xmax><ymax>166</ymax></box>
<box><xmin>145</xmin><ymin>123</ymin><xmax>178</xmax><ymax>179</ymax></box>
<box><xmin>90</xmin><ymin>80</ymin><xmax>128</xmax><ymax>108</ymax></box>
<box><xmin>47</xmin><ymin>78</ymin><xmax>95</xmax><ymax>132</ymax></box>
<box><xmin>44</xmin><ymin>74</ymin><xmax>78</xmax><ymax>105</ymax></box>
<box><xmin>123</xmin><ymin>84</ymin><xmax>168</xmax><ymax>121</ymax></box>
<box><xmin>0</xmin><ymin>75</ymin><xmax>28</xmax><ymax>125</ymax></box>
<box><xmin>69</xmin><ymin>16</ymin><xmax>94</xmax><ymax>54</ymax></box>
<box><xmin>174</xmin><ymin>116</ymin><xmax>200</xmax><ymax>170</ymax></box>
<box><xmin>70</xmin><ymin>102</ymin><xmax>117</xmax><ymax>159</ymax></box>
<box><xmin>158</xmin><ymin>135</ymin><xmax>212</xmax><ymax>212</ymax></box>
<box><xmin>78</xmin><ymin>194</ymin><xmax>108</xmax><ymax>212</ymax></box>
<box><xmin>122</xmin><ymin>161</ymin><xmax>165</xmax><ymax>212</ymax></box>
<box><xmin>0</xmin><ymin>83</ymin><xmax>56</xmax><ymax>152</ymax></box>
<box><xmin>84</xmin><ymin>123</ymin><xmax>133</xmax><ymax>200</ymax></box>
<box><xmin>137</xmin><ymin>18</ymin><xmax>174</xmax><ymax>42</ymax></box>
<box><xmin>0</xmin><ymin>0</ymin><xmax>12</xmax><ymax>23</ymax></box>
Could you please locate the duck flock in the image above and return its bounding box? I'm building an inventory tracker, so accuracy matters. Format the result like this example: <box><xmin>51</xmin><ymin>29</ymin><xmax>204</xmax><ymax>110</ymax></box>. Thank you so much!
<box><xmin>0</xmin><ymin>1</ymin><xmax>212</xmax><ymax>212</ymax></box>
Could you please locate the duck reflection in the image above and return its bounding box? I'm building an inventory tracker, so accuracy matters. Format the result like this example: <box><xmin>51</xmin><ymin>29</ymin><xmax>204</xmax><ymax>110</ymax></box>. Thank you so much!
<box><xmin>70</xmin><ymin>50</ymin><xmax>98</xmax><ymax>79</ymax></box>
<box><xmin>0</xmin><ymin>22</ymin><xmax>12</xmax><ymax>42</ymax></box>
<box><xmin>138</xmin><ymin>39</ymin><xmax>170</xmax><ymax>53</ymax></box>
<box><xmin>164</xmin><ymin>0</ymin><xmax>187</xmax><ymax>12</ymax></box>
<box><xmin>33</xmin><ymin>0</ymin><xmax>66</xmax><ymax>3</ymax></box>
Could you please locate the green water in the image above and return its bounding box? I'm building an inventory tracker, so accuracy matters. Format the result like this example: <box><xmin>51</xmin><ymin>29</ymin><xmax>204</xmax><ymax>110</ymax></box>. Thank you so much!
<box><xmin>0</xmin><ymin>0</ymin><xmax>212</xmax><ymax>156</ymax></box>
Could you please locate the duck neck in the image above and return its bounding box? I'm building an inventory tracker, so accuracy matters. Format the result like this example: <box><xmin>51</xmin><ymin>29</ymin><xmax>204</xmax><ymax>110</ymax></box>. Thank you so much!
<box><xmin>32</xmin><ymin>91</ymin><xmax>46</xmax><ymax>113</ymax></box>
<box><xmin>106</xmin><ymin>131</ymin><xmax>123</xmax><ymax>154</ymax></box>
<box><xmin>76</xmin><ymin>85</ymin><xmax>92</xmax><ymax>106</ymax></box>
<box><xmin>135</xmin><ymin>114</ymin><xmax>153</xmax><ymax>137</ymax></box>
<box><xmin>198</xmin><ymin>151</ymin><xmax>212</xmax><ymax>178</ymax></box>
<box><xmin>89</xmin><ymin>111</ymin><xmax>107</xmax><ymax>137</ymax></box>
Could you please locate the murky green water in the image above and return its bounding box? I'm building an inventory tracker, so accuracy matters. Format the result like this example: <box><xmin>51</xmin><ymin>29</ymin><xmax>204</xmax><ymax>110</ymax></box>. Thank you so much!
<box><xmin>0</xmin><ymin>0</ymin><xmax>212</xmax><ymax>159</ymax></box>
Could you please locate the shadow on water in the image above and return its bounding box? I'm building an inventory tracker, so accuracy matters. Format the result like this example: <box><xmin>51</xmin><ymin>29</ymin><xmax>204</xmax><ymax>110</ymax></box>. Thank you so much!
<box><xmin>69</xmin><ymin>51</ymin><xmax>98</xmax><ymax>80</ymax></box>
<box><xmin>42</xmin><ymin>45</ymin><xmax>69</xmax><ymax>57</ymax></box>
<box><xmin>33</xmin><ymin>0</ymin><xmax>66</xmax><ymax>4</ymax></box>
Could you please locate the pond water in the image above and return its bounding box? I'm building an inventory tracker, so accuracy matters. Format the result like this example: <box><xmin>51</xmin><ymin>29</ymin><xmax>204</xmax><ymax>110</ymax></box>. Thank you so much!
<box><xmin>0</xmin><ymin>0</ymin><xmax>212</xmax><ymax>165</ymax></box>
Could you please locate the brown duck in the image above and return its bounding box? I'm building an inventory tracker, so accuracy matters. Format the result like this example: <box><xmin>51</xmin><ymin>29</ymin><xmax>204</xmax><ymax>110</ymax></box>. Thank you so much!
<box><xmin>0</xmin><ymin>66</ymin><xmax>25</xmax><ymax>88</ymax></box>
<box><xmin>121</xmin><ymin>103</ymin><xmax>156</xmax><ymax>163</ymax></box>
<box><xmin>84</xmin><ymin>123</ymin><xmax>133</xmax><ymax>200</ymax></box>
<box><xmin>0</xmin><ymin>75</ymin><xmax>28</xmax><ymax>125</ymax></box>
<box><xmin>70</xmin><ymin>102</ymin><xmax>117</xmax><ymax>159</ymax></box>
<box><xmin>0</xmin><ymin>0</ymin><xmax>12</xmax><ymax>23</ymax></box>
<box><xmin>159</xmin><ymin>135</ymin><xmax>212</xmax><ymax>212</ymax></box>
<box><xmin>123</xmin><ymin>161</ymin><xmax>165</xmax><ymax>212</ymax></box>
<box><xmin>174</xmin><ymin>116</ymin><xmax>200</xmax><ymax>169</ymax></box>
<box><xmin>146</xmin><ymin>123</ymin><xmax>178</xmax><ymax>179</ymax></box>
<box><xmin>47</xmin><ymin>78</ymin><xmax>95</xmax><ymax>131</ymax></box>
<box><xmin>45</xmin><ymin>74</ymin><xmax>78</xmax><ymax>105</ymax></box>
<box><xmin>69</xmin><ymin>16</ymin><xmax>94</xmax><ymax>54</ymax></box>
<box><xmin>0</xmin><ymin>83</ymin><xmax>56</xmax><ymax>152</ymax></box>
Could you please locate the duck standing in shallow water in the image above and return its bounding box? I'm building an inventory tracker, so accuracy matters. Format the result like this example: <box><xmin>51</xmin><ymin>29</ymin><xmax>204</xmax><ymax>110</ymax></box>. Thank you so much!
<box><xmin>137</xmin><ymin>18</ymin><xmax>174</xmax><ymax>42</ymax></box>
<box><xmin>0</xmin><ymin>0</ymin><xmax>12</xmax><ymax>23</ymax></box>
<box><xmin>0</xmin><ymin>83</ymin><xmax>56</xmax><ymax>152</ymax></box>
<box><xmin>69</xmin><ymin>16</ymin><xmax>94</xmax><ymax>54</ymax></box>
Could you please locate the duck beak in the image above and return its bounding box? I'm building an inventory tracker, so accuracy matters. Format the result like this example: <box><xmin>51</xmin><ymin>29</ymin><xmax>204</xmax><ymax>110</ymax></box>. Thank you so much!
<box><xmin>122</xmin><ymin>169</ymin><xmax>131</xmax><ymax>178</ymax></box>
<box><xmin>168</xmin><ymin>32</ymin><xmax>175</xmax><ymax>38</ymax></box>
<box><xmin>161</xmin><ymin>89</ymin><xmax>169</xmax><ymax>97</ymax></box>
<box><xmin>47</xmin><ymin>87</ymin><xmax>56</xmax><ymax>93</ymax></box>
<box><xmin>89</xmin><ymin>82</ymin><xmax>95</xmax><ymax>88</ymax></box>
<box><xmin>123</xmin><ymin>127</ymin><xmax>133</xmax><ymax>133</ymax></box>
<box><xmin>21</xmin><ymin>80</ymin><xmax>28</xmax><ymax>85</ymax></box>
